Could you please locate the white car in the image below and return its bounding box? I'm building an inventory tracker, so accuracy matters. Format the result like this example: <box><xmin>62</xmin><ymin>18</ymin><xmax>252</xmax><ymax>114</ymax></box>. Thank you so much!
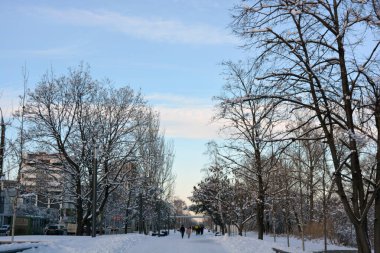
<box><xmin>0</xmin><ymin>225</ymin><xmax>11</xmax><ymax>236</ymax></box>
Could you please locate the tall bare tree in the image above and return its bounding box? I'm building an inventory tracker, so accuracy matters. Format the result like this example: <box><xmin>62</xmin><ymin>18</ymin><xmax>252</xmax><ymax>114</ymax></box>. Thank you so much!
<box><xmin>24</xmin><ymin>65</ymin><xmax>148</xmax><ymax>235</ymax></box>
<box><xmin>7</xmin><ymin>66</ymin><xmax>28</xmax><ymax>242</ymax></box>
<box><xmin>231</xmin><ymin>1</ymin><xmax>380</xmax><ymax>251</ymax></box>
<box><xmin>132</xmin><ymin>108</ymin><xmax>174</xmax><ymax>234</ymax></box>
<box><xmin>213</xmin><ymin>61</ymin><xmax>281</xmax><ymax>239</ymax></box>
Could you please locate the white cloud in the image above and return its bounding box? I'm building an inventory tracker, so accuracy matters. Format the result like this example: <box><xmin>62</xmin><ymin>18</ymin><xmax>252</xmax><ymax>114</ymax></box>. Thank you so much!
<box><xmin>33</xmin><ymin>7</ymin><xmax>236</xmax><ymax>45</ymax></box>
<box><xmin>157</xmin><ymin>105</ymin><xmax>220</xmax><ymax>139</ymax></box>
<box><xmin>146</xmin><ymin>93</ymin><xmax>209</xmax><ymax>106</ymax></box>
<box><xmin>25</xmin><ymin>45</ymin><xmax>82</xmax><ymax>57</ymax></box>
<box><xmin>0</xmin><ymin>43</ymin><xmax>88</xmax><ymax>59</ymax></box>
<box><xmin>147</xmin><ymin>93</ymin><xmax>220</xmax><ymax>139</ymax></box>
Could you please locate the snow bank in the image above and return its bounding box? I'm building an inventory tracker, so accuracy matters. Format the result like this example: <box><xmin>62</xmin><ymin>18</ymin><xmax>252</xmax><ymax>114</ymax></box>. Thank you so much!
<box><xmin>217</xmin><ymin>235</ymin><xmax>310</xmax><ymax>253</ymax></box>
<box><xmin>0</xmin><ymin>234</ymin><xmax>146</xmax><ymax>253</ymax></box>
<box><xmin>0</xmin><ymin>231</ymin><xmax>357</xmax><ymax>253</ymax></box>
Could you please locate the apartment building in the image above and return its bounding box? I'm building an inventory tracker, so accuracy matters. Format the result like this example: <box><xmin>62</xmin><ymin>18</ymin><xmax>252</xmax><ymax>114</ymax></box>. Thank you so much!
<box><xmin>20</xmin><ymin>152</ymin><xmax>75</xmax><ymax>223</ymax></box>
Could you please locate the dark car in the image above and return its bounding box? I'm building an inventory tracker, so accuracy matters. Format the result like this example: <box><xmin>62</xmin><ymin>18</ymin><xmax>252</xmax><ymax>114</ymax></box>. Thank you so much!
<box><xmin>0</xmin><ymin>225</ymin><xmax>11</xmax><ymax>236</ymax></box>
<box><xmin>45</xmin><ymin>224</ymin><xmax>66</xmax><ymax>235</ymax></box>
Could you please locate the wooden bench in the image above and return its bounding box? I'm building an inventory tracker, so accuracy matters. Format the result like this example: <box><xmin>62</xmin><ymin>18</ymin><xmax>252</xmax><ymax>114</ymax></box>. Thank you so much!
<box><xmin>313</xmin><ymin>251</ymin><xmax>357</xmax><ymax>253</ymax></box>
<box><xmin>159</xmin><ymin>231</ymin><xmax>168</xmax><ymax>237</ymax></box>
<box><xmin>151</xmin><ymin>231</ymin><xmax>168</xmax><ymax>237</ymax></box>
<box><xmin>273</xmin><ymin>248</ymin><xmax>357</xmax><ymax>253</ymax></box>
<box><xmin>272</xmin><ymin>248</ymin><xmax>291</xmax><ymax>253</ymax></box>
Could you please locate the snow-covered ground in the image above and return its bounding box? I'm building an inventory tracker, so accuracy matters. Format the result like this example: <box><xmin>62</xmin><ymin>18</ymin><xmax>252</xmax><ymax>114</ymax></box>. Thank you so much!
<box><xmin>0</xmin><ymin>231</ymin><xmax>356</xmax><ymax>253</ymax></box>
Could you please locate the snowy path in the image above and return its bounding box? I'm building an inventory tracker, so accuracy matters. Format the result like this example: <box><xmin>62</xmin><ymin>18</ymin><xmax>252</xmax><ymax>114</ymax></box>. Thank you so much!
<box><xmin>0</xmin><ymin>232</ymin><xmax>230</xmax><ymax>253</ymax></box>
<box><xmin>0</xmin><ymin>231</ymin><xmax>356</xmax><ymax>253</ymax></box>
<box><xmin>128</xmin><ymin>233</ymin><xmax>229</xmax><ymax>253</ymax></box>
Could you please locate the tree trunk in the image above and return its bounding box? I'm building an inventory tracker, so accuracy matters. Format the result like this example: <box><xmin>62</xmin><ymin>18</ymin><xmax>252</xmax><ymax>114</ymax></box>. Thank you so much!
<box><xmin>0</xmin><ymin>116</ymin><xmax>5</xmax><ymax>176</ymax></box>
<box><xmin>375</xmin><ymin>192</ymin><xmax>380</xmax><ymax>253</ymax></box>
<box><xmin>85</xmin><ymin>219</ymin><xmax>91</xmax><ymax>236</ymax></box>
<box><xmin>375</xmin><ymin>130</ymin><xmax>380</xmax><ymax>252</ymax></box>
<box><xmin>143</xmin><ymin>220</ymin><xmax>148</xmax><ymax>235</ymax></box>
<box><xmin>336</xmin><ymin>14</ymin><xmax>371</xmax><ymax>252</ymax></box>
<box><xmin>76</xmin><ymin>177</ymin><xmax>84</xmax><ymax>236</ymax></box>
<box><xmin>255</xmin><ymin>147</ymin><xmax>265</xmax><ymax>240</ymax></box>
<box><xmin>293</xmin><ymin>208</ymin><xmax>301</xmax><ymax>234</ymax></box>
<box><xmin>256</xmin><ymin>196</ymin><xmax>265</xmax><ymax>240</ymax></box>
<box><xmin>353</xmin><ymin>222</ymin><xmax>371</xmax><ymax>253</ymax></box>
<box><xmin>374</xmin><ymin>102</ymin><xmax>380</xmax><ymax>253</ymax></box>
<box><xmin>221</xmin><ymin>224</ymin><xmax>225</xmax><ymax>235</ymax></box>
<box><xmin>238</xmin><ymin>225</ymin><xmax>243</xmax><ymax>236</ymax></box>
<box><xmin>124</xmin><ymin>189</ymin><xmax>132</xmax><ymax>234</ymax></box>
<box><xmin>308</xmin><ymin>163</ymin><xmax>314</xmax><ymax>222</ymax></box>
<box><xmin>97</xmin><ymin>162</ymin><xmax>110</xmax><ymax>225</ymax></box>
<box><xmin>138</xmin><ymin>193</ymin><xmax>143</xmax><ymax>234</ymax></box>
<box><xmin>335</xmin><ymin>171</ymin><xmax>371</xmax><ymax>253</ymax></box>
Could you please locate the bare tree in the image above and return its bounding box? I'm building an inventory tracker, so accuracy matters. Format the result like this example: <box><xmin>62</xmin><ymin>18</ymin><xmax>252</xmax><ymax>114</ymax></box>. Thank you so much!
<box><xmin>191</xmin><ymin>164</ymin><xmax>231</xmax><ymax>235</ymax></box>
<box><xmin>231</xmin><ymin>1</ymin><xmax>380</xmax><ymax>251</ymax></box>
<box><xmin>173</xmin><ymin>198</ymin><xmax>187</xmax><ymax>216</ymax></box>
<box><xmin>213</xmin><ymin>61</ymin><xmax>281</xmax><ymax>239</ymax></box>
<box><xmin>132</xmin><ymin>108</ymin><xmax>175</xmax><ymax>234</ymax></box>
<box><xmin>24</xmin><ymin>64</ymin><xmax>148</xmax><ymax>235</ymax></box>
<box><xmin>7</xmin><ymin>66</ymin><xmax>28</xmax><ymax>242</ymax></box>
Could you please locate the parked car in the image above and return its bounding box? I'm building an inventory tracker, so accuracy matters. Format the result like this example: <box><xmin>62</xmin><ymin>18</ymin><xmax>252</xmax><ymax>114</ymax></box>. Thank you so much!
<box><xmin>0</xmin><ymin>225</ymin><xmax>11</xmax><ymax>236</ymax></box>
<box><xmin>45</xmin><ymin>224</ymin><xmax>66</xmax><ymax>235</ymax></box>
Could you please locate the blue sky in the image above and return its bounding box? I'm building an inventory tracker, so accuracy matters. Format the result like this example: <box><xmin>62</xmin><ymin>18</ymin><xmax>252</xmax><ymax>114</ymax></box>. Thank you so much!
<box><xmin>0</xmin><ymin>0</ymin><xmax>244</xmax><ymax>203</ymax></box>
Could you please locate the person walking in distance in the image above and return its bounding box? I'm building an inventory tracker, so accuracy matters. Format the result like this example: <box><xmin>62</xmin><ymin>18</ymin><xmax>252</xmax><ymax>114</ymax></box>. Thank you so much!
<box><xmin>179</xmin><ymin>225</ymin><xmax>185</xmax><ymax>239</ymax></box>
<box><xmin>186</xmin><ymin>226</ymin><xmax>192</xmax><ymax>239</ymax></box>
